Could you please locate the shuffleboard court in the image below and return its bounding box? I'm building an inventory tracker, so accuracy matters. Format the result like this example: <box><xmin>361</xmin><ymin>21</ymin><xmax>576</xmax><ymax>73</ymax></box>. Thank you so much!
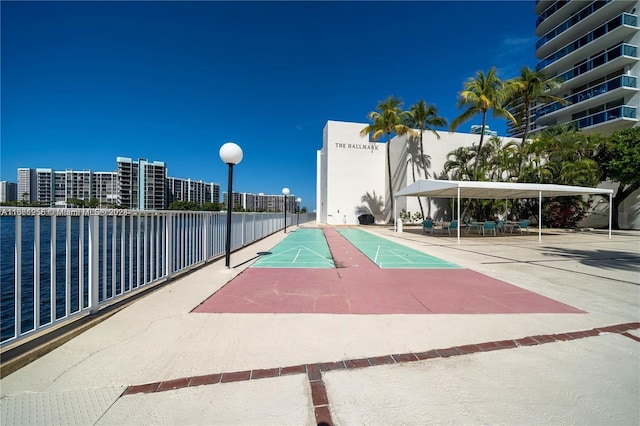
<box><xmin>251</xmin><ymin>228</ymin><xmax>335</xmax><ymax>268</ymax></box>
<box><xmin>338</xmin><ymin>228</ymin><xmax>460</xmax><ymax>269</ymax></box>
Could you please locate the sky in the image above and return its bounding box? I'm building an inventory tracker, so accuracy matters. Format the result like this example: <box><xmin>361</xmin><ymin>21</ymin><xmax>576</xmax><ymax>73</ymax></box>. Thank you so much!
<box><xmin>1</xmin><ymin>1</ymin><xmax>539</xmax><ymax>211</ymax></box>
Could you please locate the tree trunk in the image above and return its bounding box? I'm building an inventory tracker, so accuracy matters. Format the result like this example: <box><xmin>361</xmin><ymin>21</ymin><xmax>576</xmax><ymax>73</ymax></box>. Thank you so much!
<box><xmin>418</xmin><ymin>128</ymin><xmax>428</xmax><ymax>218</ymax></box>
<box><xmin>386</xmin><ymin>132</ymin><xmax>394</xmax><ymax>223</ymax></box>
<box><xmin>471</xmin><ymin>112</ymin><xmax>487</xmax><ymax>180</ymax></box>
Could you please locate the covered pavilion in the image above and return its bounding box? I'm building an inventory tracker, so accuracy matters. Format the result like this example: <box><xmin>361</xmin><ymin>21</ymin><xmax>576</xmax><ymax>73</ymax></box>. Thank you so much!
<box><xmin>394</xmin><ymin>179</ymin><xmax>614</xmax><ymax>243</ymax></box>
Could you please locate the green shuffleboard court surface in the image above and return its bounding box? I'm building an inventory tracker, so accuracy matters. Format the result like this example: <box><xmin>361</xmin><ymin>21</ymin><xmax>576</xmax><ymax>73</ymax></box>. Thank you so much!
<box><xmin>338</xmin><ymin>228</ymin><xmax>461</xmax><ymax>269</ymax></box>
<box><xmin>251</xmin><ymin>228</ymin><xmax>335</xmax><ymax>268</ymax></box>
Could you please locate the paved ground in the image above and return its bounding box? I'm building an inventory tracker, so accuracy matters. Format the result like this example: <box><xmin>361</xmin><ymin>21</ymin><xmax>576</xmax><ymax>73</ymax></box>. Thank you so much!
<box><xmin>1</xmin><ymin>223</ymin><xmax>639</xmax><ymax>425</ymax></box>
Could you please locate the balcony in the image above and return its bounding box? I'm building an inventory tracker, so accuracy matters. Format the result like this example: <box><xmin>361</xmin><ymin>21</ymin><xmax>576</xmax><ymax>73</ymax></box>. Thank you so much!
<box><xmin>554</xmin><ymin>44</ymin><xmax>638</xmax><ymax>88</ymax></box>
<box><xmin>570</xmin><ymin>105</ymin><xmax>638</xmax><ymax>132</ymax></box>
<box><xmin>537</xmin><ymin>13</ymin><xmax>639</xmax><ymax>72</ymax></box>
<box><xmin>536</xmin><ymin>75</ymin><xmax>638</xmax><ymax>122</ymax></box>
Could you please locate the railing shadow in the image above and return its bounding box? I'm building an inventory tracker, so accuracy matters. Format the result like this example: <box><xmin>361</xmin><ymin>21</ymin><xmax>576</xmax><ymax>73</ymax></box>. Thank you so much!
<box><xmin>540</xmin><ymin>247</ymin><xmax>640</xmax><ymax>274</ymax></box>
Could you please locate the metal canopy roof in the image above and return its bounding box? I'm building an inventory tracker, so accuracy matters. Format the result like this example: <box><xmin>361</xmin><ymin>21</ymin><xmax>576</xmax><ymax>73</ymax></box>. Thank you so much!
<box><xmin>395</xmin><ymin>179</ymin><xmax>613</xmax><ymax>199</ymax></box>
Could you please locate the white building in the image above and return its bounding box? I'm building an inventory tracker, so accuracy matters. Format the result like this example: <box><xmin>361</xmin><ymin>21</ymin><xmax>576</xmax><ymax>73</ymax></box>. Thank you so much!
<box><xmin>167</xmin><ymin>177</ymin><xmax>220</xmax><ymax>206</ymax></box>
<box><xmin>0</xmin><ymin>181</ymin><xmax>17</xmax><ymax>202</ymax></box>
<box><xmin>317</xmin><ymin>120</ymin><xmax>517</xmax><ymax>225</ymax></box>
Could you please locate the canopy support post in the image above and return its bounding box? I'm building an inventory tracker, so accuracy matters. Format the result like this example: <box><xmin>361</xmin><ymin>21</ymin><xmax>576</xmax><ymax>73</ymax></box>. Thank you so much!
<box><xmin>538</xmin><ymin>191</ymin><xmax>542</xmax><ymax>242</ymax></box>
<box><xmin>394</xmin><ymin>197</ymin><xmax>397</xmax><ymax>232</ymax></box>
<box><xmin>609</xmin><ymin>192</ymin><xmax>612</xmax><ymax>239</ymax></box>
<box><xmin>457</xmin><ymin>187</ymin><xmax>461</xmax><ymax>244</ymax></box>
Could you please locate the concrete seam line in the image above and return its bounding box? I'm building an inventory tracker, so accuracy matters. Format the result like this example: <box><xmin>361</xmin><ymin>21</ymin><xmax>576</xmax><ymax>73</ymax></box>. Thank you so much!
<box><xmin>119</xmin><ymin>321</ymin><xmax>640</xmax><ymax>396</ymax></box>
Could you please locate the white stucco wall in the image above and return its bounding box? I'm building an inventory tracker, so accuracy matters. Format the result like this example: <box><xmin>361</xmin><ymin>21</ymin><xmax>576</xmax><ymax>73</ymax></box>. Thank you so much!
<box><xmin>318</xmin><ymin>121</ymin><xmax>386</xmax><ymax>225</ymax></box>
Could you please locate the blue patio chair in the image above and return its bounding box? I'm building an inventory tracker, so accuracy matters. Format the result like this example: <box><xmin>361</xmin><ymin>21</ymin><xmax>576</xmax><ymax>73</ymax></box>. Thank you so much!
<box><xmin>482</xmin><ymin>221</ymin><xmax>496</xmax><ymax>236</ymax></box>
<box><xmin>465</xmin><ymin>220</ymin><xmax>480</xmax><ymax>234</ymax></box>
<box><xmin>496</xmin><ymin>220</ymin><xmax>505</xmax><ymax>233</ymax></box>
<box><xmin>422</xmin><ymin>219</ymin><xmax>434</xmax><ymax>235</ymax></box>
<box><xmin>512</xmin><ymin>219</ymin><xmax>530</xmax><ymax>234</ymax></box>
<box><xmin>441</xmin><ymin>220</ymin><xmax>458</xmax><ymax>235</ymax></box>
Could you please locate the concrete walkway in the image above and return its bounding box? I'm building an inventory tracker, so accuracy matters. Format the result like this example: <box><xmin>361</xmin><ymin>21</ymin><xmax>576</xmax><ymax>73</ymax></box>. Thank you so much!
<box><xmin>1</xmin><ymin>223</ymin><xmax>639</xmax><ymax>425</ymax></box>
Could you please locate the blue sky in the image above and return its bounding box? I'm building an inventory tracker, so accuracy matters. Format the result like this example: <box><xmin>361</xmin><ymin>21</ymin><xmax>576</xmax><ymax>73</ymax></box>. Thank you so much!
<box><xmin>1</xmin><ymin>1</ymin><xmax>538</xmax><ymax>211</ymax></box>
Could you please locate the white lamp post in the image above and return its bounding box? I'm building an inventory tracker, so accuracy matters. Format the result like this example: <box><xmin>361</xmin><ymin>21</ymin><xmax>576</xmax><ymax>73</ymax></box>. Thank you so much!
<box><xmin>282</xmin><ymin>187</ymin><xmax>290</xmax><ymax>233</ymax></box>
<box><xmin>219</xmin><ymin>142</ymin><xmax>243</xmax><ymax>268</ymax></box>
<box><xmin>296</xmin><ymin>197</ymin><xmax>302</xmax><ymax>226</ymax></box>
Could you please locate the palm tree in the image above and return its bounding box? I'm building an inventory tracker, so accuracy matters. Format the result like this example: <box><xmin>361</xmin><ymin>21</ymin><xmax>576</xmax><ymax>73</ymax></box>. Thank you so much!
<box><xmin>449</xmin><ymin>68</ymin><xmax>516</xmax><ymax>180</ymax></box>
<box><xmin>506</xmin><ymin>66</ymin><xmax>567</xmax><ymax>172</ymax></box>
<box><xmin>405</xmin><ymin>100</ymin><xmax>447</xmax><ymax>218</ymax></box>
<box><xmin>405</xmin><ymin>136</ymin><xmax>432</xmax><ymax>218</ymax></box>
<box><xmin>405</xmin><ymin>100</ymin><xmax>448</xmax><ymax>176</ymax></box>
<box><xmin>360</xmin><ymin>97</ymin><xmax>417</xmax><ymax>220</ymax></box>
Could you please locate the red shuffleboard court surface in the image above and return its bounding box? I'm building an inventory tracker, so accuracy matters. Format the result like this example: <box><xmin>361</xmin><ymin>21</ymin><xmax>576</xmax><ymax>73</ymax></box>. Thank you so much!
<box><xmin>194</xmin><ymin>229</ymin><xmax>584</xmax><ymax>315</ymax></box>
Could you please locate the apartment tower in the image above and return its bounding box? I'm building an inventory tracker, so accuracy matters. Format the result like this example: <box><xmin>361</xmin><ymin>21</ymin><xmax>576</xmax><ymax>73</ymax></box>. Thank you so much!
<box><xmin>509</xmin><ymin>0</ymin><xmax>639</xmax><ymax>137</ymax></box>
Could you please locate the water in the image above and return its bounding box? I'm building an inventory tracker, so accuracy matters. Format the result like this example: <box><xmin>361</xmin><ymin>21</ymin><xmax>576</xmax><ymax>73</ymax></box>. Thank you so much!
<box><xmin>0</xmin><ymin>216</ymin><xmax>150</xmax><ymax>343</ymax></box>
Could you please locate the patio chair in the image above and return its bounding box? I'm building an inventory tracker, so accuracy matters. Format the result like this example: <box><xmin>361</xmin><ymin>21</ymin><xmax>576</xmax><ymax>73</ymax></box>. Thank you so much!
<box><xmin>512</xmin><ymin>219</ymin><xmax>530</xmax><ymax>234</ymax></box>
<box><xmin>496</xmin><ymin>220</ymin><xmax>505</xmax><ymax>233</ymax></box>
<box><xmin>441</xmin><ymin>220</ymin><xmax>458</xmax><ymax>235</ymax></box>
<box><xmin>422</xmin><ymin>219</ymin><xmax>435</xmax><ymax>235</ymax></box>
<box><xmin>482</xmin><ymin>221</ymin><xmax>496</xmax><ymax>236</ymax></box>
<box><xmin>465</xmin><ymin>220</ymin><xmax>480</xmax><ymax>234</ymax></box>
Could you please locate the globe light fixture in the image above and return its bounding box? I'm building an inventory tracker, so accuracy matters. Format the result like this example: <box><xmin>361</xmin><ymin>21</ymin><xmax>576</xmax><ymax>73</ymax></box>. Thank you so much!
<box><xmin>282</xmin><ymin>187</ymin><xmax>290</xmax><ymax>233</ymax></box>
<box><xmin>219</xmin><ymin>142</ymin><xmax>243</xmax><ymax>268</ymax></box>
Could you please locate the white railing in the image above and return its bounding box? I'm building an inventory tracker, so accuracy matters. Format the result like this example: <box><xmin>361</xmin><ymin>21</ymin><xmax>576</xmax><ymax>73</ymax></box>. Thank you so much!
<box><xmin>0</xmin><ymin>207</ymin><xmax>314</xmax><ymax>348</ymax></box>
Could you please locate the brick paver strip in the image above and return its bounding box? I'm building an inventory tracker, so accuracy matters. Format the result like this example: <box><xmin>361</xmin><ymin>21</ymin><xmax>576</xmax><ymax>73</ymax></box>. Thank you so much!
<box><xmin>250</xmin><ymin>368</ymin><xmax>280</xmax><ymax>379</ymax></box>
<box><xmin>456</xmin><ymin>344</ymin><xmax>481</xmax><ymax>354</ymax></box>
<box><xmin>123</xmin><ymin>382</ymin><xmax>161</xmax><ymax>395</ymax></box>
<box><xmin>414</xmin><ymin>350</ymin><xmax>440</xmax><ymax>360</ymax></box>
<box><xmin>307</xmin><ymin>364</ymin><xmax>322</xmax><ymax>381</ymax></box>
<box><xmin>368</xmin><ymin>355</ymin><xmax>395</xmax><ymax>366</ymax></box>
<box><xmin>515</xmin><ymin>336</ymin><xmax>540</xmax><ymax>346</ymax></box>
<box><xmin>220</xmin><ymin>370</ymin><xmax>251</xmax><ymax>383</ymax></box>
<box><xmin>310</xmin><ymin>380</ymin><xmax>329</xmax><ymax>406</ymax></box>
<box><xmin>158</xmin><ymin>378</ymin><xmax>191</xmax><ymax>392</ymax></box>
<box><xmin>318</xmin><ymin>361</ymin><xmax>346</xmax><ymax>371</ymax></box>
<box><xmin>621</xmin><ymin>332</ymin><xmax>640</xmax><ymax>342</ymax></box>
<box><xmin>344</xmin><ymin>358</ymin><xmax>371</xmax><ymax>369</ymax></box>
<box><xmin>314</xmin><ymin>406</ymin><xmax>333</xmax><ymax>426</ymax></box>
<box><xmin>392</xmin><ymin>353</ymin><xmax>419</xmax><ymax>362</ymax></box>
<box><xmin>120</xmin><ymin>322</ymin><xmax>640</xmax><ymax>396</ymax></box>
<box><xmin>188</xmin><ymin>373</ymin><xmax>221</xmax><ymax>387</ymax></box>
<box><xmin>280</xmin><ymin>364</ymin><xmax>307</xmax><ymax>376</ymax></box>
<box><xmin>532</xmin><ymin>334</ymin><xmax>556</xmax><ymax>344</ymax></box>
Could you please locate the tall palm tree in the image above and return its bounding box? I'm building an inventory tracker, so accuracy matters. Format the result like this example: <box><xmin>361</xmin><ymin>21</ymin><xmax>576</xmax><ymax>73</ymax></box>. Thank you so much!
<box><xmin>449</xmin><ymin>68</ymin><xmax>516</xmax><ymax>180</ymax></box>
<box><xmin>405</xmin><ymin>100</ymin><xmax>448</xmax><ymax>176</ymax></box>
<box><xmin>360</xmin><ymin>97</ymin><xmax>417</xmax><ymax>219</ymax></box>
<box><xmin>506</xmin><ymin>66</ymin><xmax>567</xmax><ymax>173</ymax></box>
<box><xmin>405</xmin><ymin>100</ymin><xmax>447</xmax><ymax>218</ymax></box>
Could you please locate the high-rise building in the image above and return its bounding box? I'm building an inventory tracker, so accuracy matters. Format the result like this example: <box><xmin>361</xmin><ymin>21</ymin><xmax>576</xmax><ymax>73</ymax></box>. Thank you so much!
<box><xmin>509</xmin><ymin>0</ymin><xmax>639</xmax><ymax>137</ymax></box>
<box><xmin>92</xmin><ymin>172</ymin><xmax>118</xmax><ymax>206</ymax></box>
<box><xmin>17</xmin><ymin>168</ymin><xmax>37</xmax><ymax>202</ymax></box>
<box><xmin>36</xmin><ymin>168</ymin><xmax>55</xmax><ymax>206</ymax></box>
<box><xmin>117</xmin><ymin>157</ymin><xmax>167</xmax><ymax>210</ymax></box>
<box><xmin>0</xmin><ymin>181</ymin><xmax>17</xmax><ymax>202</ymax></box>
<box><xmin>167</xmin><ymin>177</ymin><xmax>220</xmax><ymax>206</ymax></box>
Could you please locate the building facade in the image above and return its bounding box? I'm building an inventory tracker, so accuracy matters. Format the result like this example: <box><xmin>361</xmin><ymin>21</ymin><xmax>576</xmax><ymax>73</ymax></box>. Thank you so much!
<box><xmin>317</xmin><ymin>120</ymin><xmax>516</xmax><ymax>225</ymax></box>
<box><xmin>116</xmin><ymin>157</ymin><xmax>167</xmax><ymax>210</ymax></box>
<box><xmin>0</xmin><ymin>181</ymin><xmax>17</xmax><ymax>202</ymax></box>
<box><xmin>167</xmin><ymin>177</ymin><xmax>220</xmax><ymax>206</ymax></box>
<box><xmin>17</xmin><ymin>168</ymin><xmax>37</xmax><ymax>202</ymax></box>
<box><xmin>509</xmin><ymin>0</ymin><xmax>639</xmax><ymax>137</ymax></box>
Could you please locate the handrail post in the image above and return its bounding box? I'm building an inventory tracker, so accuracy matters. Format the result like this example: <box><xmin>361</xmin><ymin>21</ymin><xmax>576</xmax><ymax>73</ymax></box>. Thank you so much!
<box><xmin>88</xmin><ymin>214</ymin><xmax>100</xmax><ymax>314</ymax></box>
<box><xmin>166</xmin><ymin>212</ymin><xmax>173</xmax><ymax>279</ymax></box>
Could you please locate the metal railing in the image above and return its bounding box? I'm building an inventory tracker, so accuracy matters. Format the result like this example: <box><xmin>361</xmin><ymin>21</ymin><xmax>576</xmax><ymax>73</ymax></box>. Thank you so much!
<box><xmin>536</xmin><ymin>13</ymin><xmax>639</xmax><ymax>71</ymax></box>
<box><xmin>0</xmin><ymin>207</ymin><xmax>314</xmax><ymax>347</ymax></box>
<box><xmin>535</xmin><ymin>74</ymin><xmax>637</xmax><ymax>120</ymax></box>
